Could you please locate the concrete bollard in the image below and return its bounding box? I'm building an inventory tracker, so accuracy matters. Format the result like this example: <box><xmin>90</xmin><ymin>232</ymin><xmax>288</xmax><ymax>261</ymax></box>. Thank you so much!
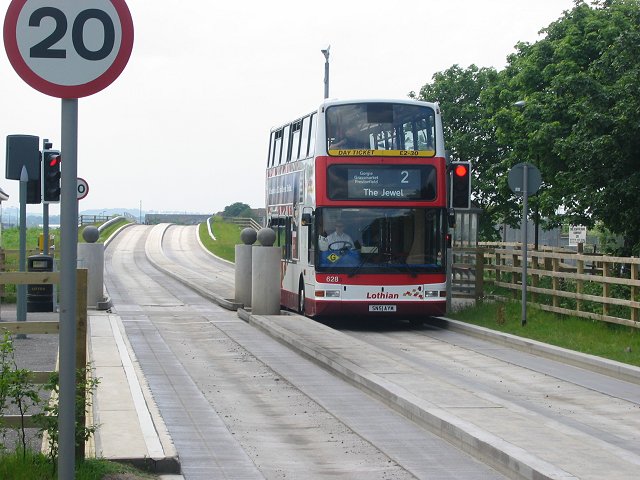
<box><xmin>251</xmin><ymin>228</ymin><xmax>280</xmax><ymax>315</ymax></box>
<box><xmin>77</xmin><ymin>226</ymin><xmax>105</xmax><ymax>308</ymax></box>
<box><xmin>235</xmin><ymin>228</ymin><xmax>257</xmax><ymax>308</ymax></box>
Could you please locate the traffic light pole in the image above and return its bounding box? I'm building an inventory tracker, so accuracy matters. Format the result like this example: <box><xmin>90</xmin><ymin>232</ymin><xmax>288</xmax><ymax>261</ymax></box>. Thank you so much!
<box><xmin>59</xmin><ymin>98</ymin><xmax>78</xmax><ymax>479</ymax></box>
<box><xmin>43</xmin><ymin>203</ymin><xmax>49</xmax><ymax>253</ymax></box>
<box><xmin>42</xmin><ymin>140</ymin><xmax>49</xmax><ymax>253</ymax></box>
<box><xmin>17</xmin><ymin>167</ymin><xmax>28</xmax><ymax>328</ymax></box>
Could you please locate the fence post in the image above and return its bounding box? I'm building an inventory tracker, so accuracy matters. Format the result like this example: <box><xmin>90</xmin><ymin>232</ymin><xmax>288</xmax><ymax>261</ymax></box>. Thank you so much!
<box><xmin>577</xmin><ymin>256</ymin><xmax>584</xmax><ymax>313</ymax></box>
<box><xmin>512</xmin><ymin>252</ymin><xmax>519</xmax><ymax>300</ymax></box>
<box><xmin>475</xmin><ymin>248</ymin><xmax>484</xmax><ymax>303</ymax></box>
<box><xmin>531</xmin><ymin>254</ymin><xmax>539</xmax><ymax>304</ymax></box>
<box><xmin>603</xmin><ymin>261</ymin><xmax>611</xmax><ymax>318</ymax></box>
<box><xmin>632</xmin><ymin>263</ymin><xmax>638</xmax><ymax>323</ymax></box>
<box><xmin>552</xmin><ymin>257</ymin><xmax>560</xmax><ymax>309</ymax></box>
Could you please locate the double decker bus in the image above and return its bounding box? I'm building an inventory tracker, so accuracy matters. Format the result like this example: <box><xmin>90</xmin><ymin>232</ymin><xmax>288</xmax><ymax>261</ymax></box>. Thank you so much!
<box><xmin>266</xmin><ymin>98</ymin><xmax>449</xmax><ymax>318</ymax></box>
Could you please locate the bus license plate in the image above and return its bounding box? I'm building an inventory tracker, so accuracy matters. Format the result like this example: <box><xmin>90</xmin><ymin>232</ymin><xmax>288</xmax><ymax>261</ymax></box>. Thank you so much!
<box><xmin>369</xmin><ymin>305</ymin><xmax>397</xmax><ymax>312</ymax></box>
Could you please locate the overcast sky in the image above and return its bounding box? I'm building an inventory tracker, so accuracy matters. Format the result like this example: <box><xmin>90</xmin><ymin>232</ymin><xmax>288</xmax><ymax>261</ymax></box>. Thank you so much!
<box><xmin>1</xmin><ymin>0</ymin><xmax>576</xmax><ymax>217</ymax></box>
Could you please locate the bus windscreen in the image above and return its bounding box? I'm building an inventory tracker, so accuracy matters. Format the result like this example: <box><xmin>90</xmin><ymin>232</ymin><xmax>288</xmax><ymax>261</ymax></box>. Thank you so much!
<box><xmin>326</xmin><ymin>103</ymin><xmax>436</xmax><ymax>156</ymax></box>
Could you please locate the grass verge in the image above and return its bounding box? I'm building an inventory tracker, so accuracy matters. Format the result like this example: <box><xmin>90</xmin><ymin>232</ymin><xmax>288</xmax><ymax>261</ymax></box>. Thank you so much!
<box><xmin>448</xmin><ymin>299</ymin><xmax>640</xmax><ymax>366</ymax></box>
<box><xmin>198</xmin><ymin>216</ymin><xmax>241</xmax><ymax>262</ymax></box>
<box><xmin>0</xmin><ymin>451</ymin><xmax>156</xmax><ymax>479</ymax></box>
<box><xmin>78</xmin><ymin>218</ymin><xmax>131</xmax><ymax>243</ymax></box>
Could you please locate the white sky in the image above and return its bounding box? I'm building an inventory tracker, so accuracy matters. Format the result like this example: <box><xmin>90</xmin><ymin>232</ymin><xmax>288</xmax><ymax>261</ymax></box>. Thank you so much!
<box><xmin>1</xmin><ymin>0</ymin><xmax>576</xmax><ymax>217</ymax></box>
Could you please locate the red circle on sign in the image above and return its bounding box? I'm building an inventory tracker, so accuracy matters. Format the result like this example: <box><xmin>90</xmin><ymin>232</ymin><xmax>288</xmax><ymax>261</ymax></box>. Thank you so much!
<box><xmin>77</xmin><ymin>177</ymin><xmax>89</xmax><ymax>200</ymax></box>
<box><xmin>3</xmin><ymin>0</ymin><xmax>134</xmax><ymax>98</ymax></box>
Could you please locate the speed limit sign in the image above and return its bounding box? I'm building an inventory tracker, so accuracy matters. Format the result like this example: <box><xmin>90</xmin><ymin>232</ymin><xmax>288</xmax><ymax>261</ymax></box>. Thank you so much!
<box><xmin>77</xmin><ymin>177</ymin><xmax>89</xmax><ymax>200</ymax></box>
<box><xmin>3</xmin><ymin>0</ymin><xmax>134</xmax><ymax>98</ymax></box>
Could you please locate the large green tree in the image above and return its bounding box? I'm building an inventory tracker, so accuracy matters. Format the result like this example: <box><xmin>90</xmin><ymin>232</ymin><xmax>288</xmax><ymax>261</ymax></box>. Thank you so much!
<box><xmin>223</xmin><ymin>202</ymin><xmax>252</xmax><ymax>217</ymax></box>
<box><xmin>491</xmin><ymin>0</ymin><xmax>640</xmax><ymax>252</ymax></box>
<box><xmin>414</xmin><ymin>0</ymin><xmax>640</xmax><ymax>252</ymax></box>
<box><xmin>411</xmin><ymin>64</ymin><xmax>514</xmax><ymax>240</ymax></box>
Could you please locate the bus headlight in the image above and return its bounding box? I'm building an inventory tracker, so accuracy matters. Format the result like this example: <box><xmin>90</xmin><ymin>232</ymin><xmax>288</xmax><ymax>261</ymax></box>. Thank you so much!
<box><xmin>316</xmin><ymin>289</ymin><xmax>341</xmax><ymax>298</ymax></box>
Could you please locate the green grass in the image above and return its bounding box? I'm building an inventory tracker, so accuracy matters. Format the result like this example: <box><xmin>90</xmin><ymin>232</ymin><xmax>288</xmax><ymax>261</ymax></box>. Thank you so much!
<box><xmin>198</xmin><ymin>216</ymin><xmax>242</xmax><ymax>262</ymax></box>
<box><xmin>2</xmin><ymin>226</ymin><xmax>58</xmax><ymax>255</ymax></box>
<box><xmin>0</xmin><ymin>450</ymin><xmax>155</xmax><ymax>479</ymax></box>
<box><xmin>97</xmin><ymin>219</ymin><xmax>130</xmax><ymax>243</ymax></box>
<box><xmin>78</xmin><ymin>219</ymin><xmax>131</xmax><ymax>244</ymax></box>
<box><xmin>1</xmin><ymin>227</ymin><xmax>59</xmax><ymax>302</ymax></box>
<box><xmin>448</xmin><ymin>300</ymin><xmax>640</xmax><ymax>366</ymax></box>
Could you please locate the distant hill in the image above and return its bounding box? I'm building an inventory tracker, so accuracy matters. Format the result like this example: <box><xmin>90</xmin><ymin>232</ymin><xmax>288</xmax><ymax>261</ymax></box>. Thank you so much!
<box><xmin>4</xmin><ymin>208</ymin><xmax>213</xmax><ymax>228</ymax></box>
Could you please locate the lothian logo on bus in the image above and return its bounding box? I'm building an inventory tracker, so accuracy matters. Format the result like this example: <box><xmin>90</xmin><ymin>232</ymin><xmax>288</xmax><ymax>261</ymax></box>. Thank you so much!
<box><xmin>366</xmin><ymin>292</ymin><xmax>399</xmax><ymax>299</ymax></box>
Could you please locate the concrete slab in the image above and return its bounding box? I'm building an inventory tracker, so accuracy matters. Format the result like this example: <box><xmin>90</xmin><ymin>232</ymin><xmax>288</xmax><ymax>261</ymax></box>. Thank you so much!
<box><xmin>88</xmin><ymin>312</ymin><xmax>180</xmax><ymax>474</ymax></box>
<box><xmin>242</xmin><ymin>310</ymin><xmax>640</xmax><ymax>480</ymax></box>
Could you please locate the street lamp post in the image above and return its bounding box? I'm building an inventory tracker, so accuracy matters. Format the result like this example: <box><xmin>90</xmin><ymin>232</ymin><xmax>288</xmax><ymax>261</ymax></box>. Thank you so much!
<box><xmin>321</xmin><ymin>46</ymin><xmax>330</xmax><ymax>99</ymax></box>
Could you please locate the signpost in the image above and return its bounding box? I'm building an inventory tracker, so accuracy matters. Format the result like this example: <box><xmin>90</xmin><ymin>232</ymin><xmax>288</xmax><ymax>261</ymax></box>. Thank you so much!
<box><xmin>4</xmin><ymin>1</ymin><xmax>133</xmax><ymax>477</ymax></box>
<box><xmin>508</xmin><ymin>162</ymin><xmax>542</xmax><ymax>326</ymax></box>
<box><xmin>569</xmin><ymin>225</ymin><xmax>587</xmax><ymax>247</ymax></box>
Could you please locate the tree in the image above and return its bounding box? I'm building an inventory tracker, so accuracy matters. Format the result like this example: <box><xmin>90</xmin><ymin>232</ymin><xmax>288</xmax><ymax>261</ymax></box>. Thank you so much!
<box><xmin>411</xmin><ymin>64</ymin><xmax>509</xmax><ymax>240</ymax></box>
<box><xmin>223</xmin><ymin>202</ymin><xmax>252</xmax><ymax>218</ymax></box>
<box><xmin>412</xmin><ymin>1</ymin><xmax>640</xmax><ymax>252</ymax></box>
<box><xmin>494</xmin><ymin>0</ymin><xmax>640</xmax><ymax>253</ymax></box>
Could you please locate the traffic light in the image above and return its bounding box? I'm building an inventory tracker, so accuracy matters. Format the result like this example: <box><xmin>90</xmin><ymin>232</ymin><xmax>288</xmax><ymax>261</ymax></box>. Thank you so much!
<box><xmin>450</xmin><ymin>161</ymin><xmax>471</xmax><ymax>209</ymax></box>
<box><xmin>42</xmin><ymin>150</ymin><xmax>61</xmax><ymax>203</ymax></box>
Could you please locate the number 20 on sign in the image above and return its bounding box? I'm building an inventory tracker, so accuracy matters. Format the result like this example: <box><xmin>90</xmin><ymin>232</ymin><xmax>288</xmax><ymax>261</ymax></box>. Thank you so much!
<box><xmin>3</xmin><ymin>0</ymin><xmax>134</xmax><ymax>99</ymax></box>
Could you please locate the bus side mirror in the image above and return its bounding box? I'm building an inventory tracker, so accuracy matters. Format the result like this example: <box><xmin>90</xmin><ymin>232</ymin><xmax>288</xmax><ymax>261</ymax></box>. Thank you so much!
<box><xmin>301</xmin><ymin>213</ymin><xmax>312</xmax><ymax>226</ymax></box>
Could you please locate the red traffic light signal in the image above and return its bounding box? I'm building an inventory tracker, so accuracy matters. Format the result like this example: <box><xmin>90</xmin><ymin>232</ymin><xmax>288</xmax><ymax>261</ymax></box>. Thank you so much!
<box><xmin>450</xmin><ymin>161</ymin><xmax>471</xmax><ymax>209</ymax></box>
<box><xmin>454</xmin><ymin>163</ymin><xmax>468</xmax><ymax>178</ymax></box>
<box><xmin>43</xmin><ymin>150</ymin><xmax>61</xmax><ymax>203</ymax></box>
<box><xmin>48</xmin><ymin>155</ymin><xmax>60</xmax><ymax>168</ymax></box>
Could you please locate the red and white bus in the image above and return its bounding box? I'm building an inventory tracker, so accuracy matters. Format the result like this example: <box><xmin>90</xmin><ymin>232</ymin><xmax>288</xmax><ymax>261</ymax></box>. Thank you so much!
<box><xmin>266</xmin><ymin>98</ymin><xmax>449</xmax><ymax>318</ymax></box>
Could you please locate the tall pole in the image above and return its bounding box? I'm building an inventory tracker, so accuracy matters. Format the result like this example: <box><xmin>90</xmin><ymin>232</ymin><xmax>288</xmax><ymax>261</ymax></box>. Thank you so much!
<box><xmin>43</xmin><ymin>204</ymin><xmax>49</xmax><ymax>253</ymax></box>
<box><xmin>43</xmin><ymin>139</ymin><xmax>50</xmax><ymax>253</ymax></box>
<box><xmin>59</xmin><ymin>98</ymin><xmax>78</xmax><ymax>479</ymax></box>
<box><xmin>521</xmin><ymin>164</ymin><xmax>528</xmax><ymax>326</ymax></box>
<box><xmin>322</xmin><ymin>46</ymin><xmax>330</xmax><ymax>99</ymax></box>
<box><xmin>17</xmin><ymin>167</ymin><xmax>28</xmax><ymax>328</ymax></box>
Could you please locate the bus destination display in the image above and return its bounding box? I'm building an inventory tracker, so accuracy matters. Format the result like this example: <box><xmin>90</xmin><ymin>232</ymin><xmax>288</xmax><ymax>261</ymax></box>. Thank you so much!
<box><xmin>328</xmin><ymin>165</ymin><xmax>435</xmax><ymax>201</ymax></box>
<box><xmin>349</xmin><ymin>168</ymin><xmax>420</xmax><ymax>198</ymax></box>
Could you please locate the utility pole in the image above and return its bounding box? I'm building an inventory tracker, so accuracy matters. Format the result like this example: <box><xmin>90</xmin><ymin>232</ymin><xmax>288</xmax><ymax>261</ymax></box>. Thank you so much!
<box><xmin>321</xmin><ymin>46</ymin><xmax>330</xmax><ymax>99</ymax></box>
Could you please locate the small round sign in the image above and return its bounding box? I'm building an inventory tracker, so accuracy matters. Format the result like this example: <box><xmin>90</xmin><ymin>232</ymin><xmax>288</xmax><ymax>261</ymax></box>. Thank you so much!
<box><xmin>508</xmin><ymin>162</ymin><xmax>542</xmax><ymax>197</ymax></box>
<box><xmin>3</xmin><ymin>0</ymin><xmax>134</xmax><ymax>98</ymax></box>
<box><xmin>77</xmin><ymin>177</ymin><xmax>89</xmax><ymax>200</ymax></box>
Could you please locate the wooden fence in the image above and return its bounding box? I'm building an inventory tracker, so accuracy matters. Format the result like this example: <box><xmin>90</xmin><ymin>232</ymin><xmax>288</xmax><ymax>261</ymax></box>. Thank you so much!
<box><xmin>454</xmin><ymin>244</ymin><xmax>640</xmax><ymax>329</ymax></box>
<box><xmin>0</xmin><ymin>269</ymin><xmax>88</xmax><ymax>458</ymax></box>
